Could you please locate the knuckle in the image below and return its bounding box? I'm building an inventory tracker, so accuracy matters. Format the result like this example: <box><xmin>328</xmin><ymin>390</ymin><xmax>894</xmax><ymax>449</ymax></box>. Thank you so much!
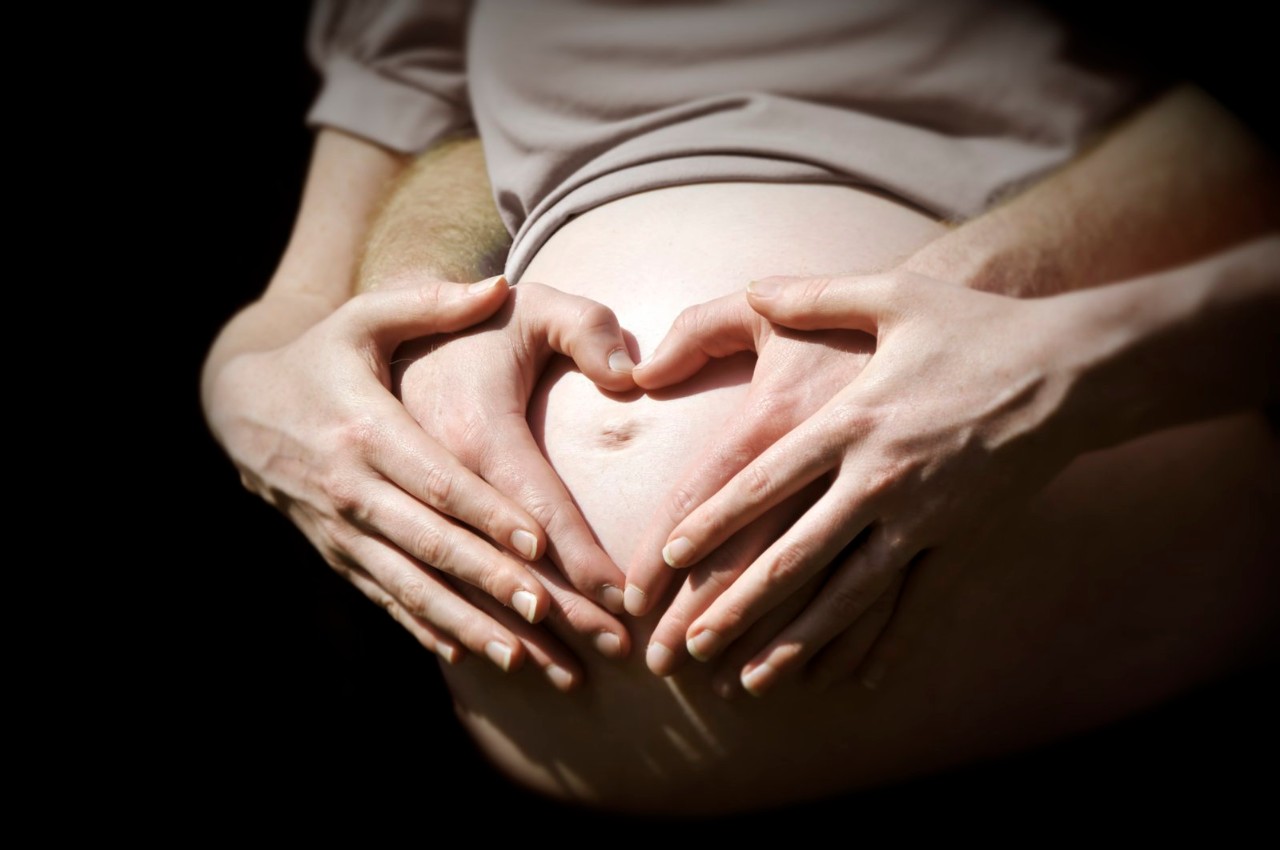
<box><xmin>409</xmin><ymin>523</ymin><xmax>450</xmax><ymax>568</ymax></box>
<box><xmin>338</xmin><ymin>413</ymin><xmax>384</xmax><ymax>456</ymax></box>
<box><xmin>667</xmin><ymin>484</ymin><xmax>701</xmax><ymax>519</ymax></box>
<box><xmin>574</xmin><ymin>300</ymin><xmax>618</xmax><ymax>334</ymax></box>
<box><xmin>764</xmin><ymin>541</ymin><xmax>812</xmax><ymax>584</ymax></box>
<box><xmin>741</xmin><ymin>462</ymin><xmax>777</xmax><ymax>501</ymax></box>
<box><xmin>826</xmin><ymin>401</ymin><xmax>874</xmax><ymax>438</ymax></box>
<box><xmin>801</xmin><ymin>276</ymin><xmax>836</xmax><ymax>306</ymax></box>
<box><xmin>397</xmin><ymin>577</ymin><xmax>433</xmax><ymax>617</ymax></box>
<box><xmin>671</xmin><ymin>304</ymin><xmax>706</xmax><ymax>338</ymax></box>
<box><xmin>418</xmin><ymin>462</ymin><xmax>456</xmax><ymax>508</ymax></box>
<box><xmin>321</xmin><ymin>470</ymin><xmax>365</xmax><ymax>519</ymax></box>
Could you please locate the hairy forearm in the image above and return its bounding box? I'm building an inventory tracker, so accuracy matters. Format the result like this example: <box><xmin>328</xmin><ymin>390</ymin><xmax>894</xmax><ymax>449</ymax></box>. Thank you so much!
<box><xmin>904</xmin><ymin>84</ymin><xmax>1280</xmax><ymax>296</ymax></box>
<box><xmin>201</xmin><ymin>129</ymin><xmax>406</xmax><ymax>408</ymax></box>
<box><xmin>356</xmin><ymin>135</ymin><xmax>512</xmax><ymax>292</ymax></box>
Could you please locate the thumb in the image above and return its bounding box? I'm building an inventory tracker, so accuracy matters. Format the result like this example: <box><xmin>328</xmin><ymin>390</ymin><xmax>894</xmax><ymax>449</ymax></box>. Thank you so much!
<box><xmin>346</xmin><ymin>276</ymin><xmax>511</xmax><ymax>349</ymax></box>
<box><xmin>631</xmin><ymin>293</ymin><xmax>763</xmax><ymax>390</ymax></box>
<box><xmin>516</xmin><ymin>282</ymin><xmax>638</xmax><ymax>394</ymax></box>
<box><xmin>745</xmin><ymin>273</ymin><xmax>903</xmax><ymax>334</ymax></box>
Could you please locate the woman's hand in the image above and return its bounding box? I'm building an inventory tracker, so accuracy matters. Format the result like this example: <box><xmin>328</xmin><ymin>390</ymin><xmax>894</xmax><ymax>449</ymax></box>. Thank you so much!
<box><xmin>627</xmin><ymin>293</ymin><xmax>874</xmax><ymax>689</ymax></box>
<box><xmin>646</xmin><ymin>270</ymin><xmax>1081</xmax><ymax>695</ymax></box>
<box><xmin>205</xmin><ymin>277</ymin><xmax>633</xmax><ymax>690</ymax></box>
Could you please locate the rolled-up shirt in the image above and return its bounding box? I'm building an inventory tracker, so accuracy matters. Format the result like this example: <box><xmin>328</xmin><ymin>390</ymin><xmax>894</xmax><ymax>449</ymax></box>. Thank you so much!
<box><xmin>307</xmin><ymin>0</ymin><xmax>1154</xmax><ymax>282</ymax></box>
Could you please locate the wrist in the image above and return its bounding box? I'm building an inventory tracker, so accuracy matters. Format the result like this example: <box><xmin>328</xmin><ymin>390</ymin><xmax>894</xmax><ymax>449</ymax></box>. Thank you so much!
<box><xmin>901</xmin><ymin>217</ymin><xmax>1061</xmax><ymax>296</ymax></box>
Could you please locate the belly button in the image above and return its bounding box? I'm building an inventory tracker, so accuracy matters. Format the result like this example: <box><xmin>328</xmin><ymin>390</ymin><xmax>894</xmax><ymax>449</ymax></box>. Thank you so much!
<box><xmin>597</xmin><ymin>417</ymin><xmax>645</xmax><ymax>450</ymax></box>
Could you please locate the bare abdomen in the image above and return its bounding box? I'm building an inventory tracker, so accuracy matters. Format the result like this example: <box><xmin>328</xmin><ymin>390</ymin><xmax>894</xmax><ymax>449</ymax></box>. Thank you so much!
<box><xmin>437</xmin><ymin>183</ymin><xmax>1280</xmax><ymax>814</ymax></box>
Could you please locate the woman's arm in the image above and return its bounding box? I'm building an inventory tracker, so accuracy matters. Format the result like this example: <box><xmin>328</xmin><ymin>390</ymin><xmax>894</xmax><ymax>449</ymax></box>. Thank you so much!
<box><xmin>201</xmin><ymin>128</ymin><xmax>634</xmax><ymax>686</ymax></box>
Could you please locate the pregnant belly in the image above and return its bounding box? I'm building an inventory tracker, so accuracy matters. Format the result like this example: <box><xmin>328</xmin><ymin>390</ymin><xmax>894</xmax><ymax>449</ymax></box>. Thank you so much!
<box><xmin>437</xmin><ymin>183</ymin><xmax>948</xmax><ymax>813</ymax></box>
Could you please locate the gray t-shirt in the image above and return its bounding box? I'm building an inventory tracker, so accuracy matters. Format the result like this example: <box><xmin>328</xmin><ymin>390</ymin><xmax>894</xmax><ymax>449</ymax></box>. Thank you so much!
<box><xmin>307</xmin><ymin>0</ymin><xmax>1150</xmax><ymax>282</ymax></box>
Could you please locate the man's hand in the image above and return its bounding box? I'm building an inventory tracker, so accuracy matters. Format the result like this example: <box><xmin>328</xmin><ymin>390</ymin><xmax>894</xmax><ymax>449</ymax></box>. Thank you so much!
<box><xmin>639</xmin><ymin>271</ymin><xmax>1080</xmax><ymax>696</ymax></box>
<box><xmin>626</xmin><ymin>292</ymin><xmax>873</xmax><ymax>693</ymax></box>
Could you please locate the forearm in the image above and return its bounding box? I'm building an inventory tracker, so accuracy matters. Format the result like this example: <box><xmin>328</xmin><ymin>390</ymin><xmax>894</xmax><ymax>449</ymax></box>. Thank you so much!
<box><xmin>904</xmin><ymin>84</ymin><xmax>1280</xmax><ymax>296</ymax></box>
<box><xmin>356</xmin><ymin>135</ymin><xmax>511</xmax><ymax>292</ymax></box>
<box><xmin>201</xmin><ymin>128</ymin><xmax>406</xmax><ymax>409</ymax></box>
<box><xmin>1056</xmin><ymin>235</ymin><xmax>1280</xmax><ymax>450</ymax></box>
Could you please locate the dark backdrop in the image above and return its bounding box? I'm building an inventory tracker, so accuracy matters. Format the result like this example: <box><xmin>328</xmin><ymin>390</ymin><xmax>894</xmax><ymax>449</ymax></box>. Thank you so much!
<box><xmin>175</xmin><ymin>1</ymin><xmax>1276</xmax><ymax>832</ymax></box>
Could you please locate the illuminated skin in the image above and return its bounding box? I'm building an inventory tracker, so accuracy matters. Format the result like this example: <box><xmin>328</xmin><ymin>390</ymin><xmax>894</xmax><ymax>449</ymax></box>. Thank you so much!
<box><xmin>202</xmin><ymin>85</ymin><xmax>1279</xmax><ymax>814</ymax></box>
<box><xmin>420</xmin><ymin>182</ymin><xmax>1277</xmax><ymax>814</ymax></box>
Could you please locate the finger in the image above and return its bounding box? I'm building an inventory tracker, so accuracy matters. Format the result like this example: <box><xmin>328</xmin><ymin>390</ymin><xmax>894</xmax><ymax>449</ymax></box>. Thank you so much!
<box><xmin>368</xmin><ymin>400</ymin><xmax>552</xmax><ymax>607</ymax></box>
<box><xmin>733</xmin><ymin>525</ymin><xmax>915</xmax><ymax>696</ymax></box>
<box><xmin>523</xmin><ymin>557</ymin><xmax>632</xmax><ymax>662</ymax></box>
<box><xmin>342</xmin><ymin>275</ymin><xmax>511</xmax><ymax>350</ymax></box>
<box><xmin>745</xmin><ymin>273</ymin><xmax>904</xmax><ymax>334</ymax></box>
<box><xmin>341</xmin><ymin>534</ymin><xmax>528</xmax><ymax>674</ymax></box>
<box><xmin>644</xmin><ymin>494</ymin><xmax>809</xmax><ymax>676</ymax></box>
<box><xmin>708</xmin><ymin>569</ymin><xmax>827</xmax><ymax>700</ymax></box>
<box><xmin>344</xmin><ymin>472</ymin><xmax>551</xmax><ymax>625</ymax></box>
<box><xmin>631</xmin><ymin>293</ymin><xmax>761</xmax><ymax>390</ymax></box>
<box><xmin>343</xmin><ymin>566</ymin><xmax>464</xmax><ymax>665</ymax></box>
<box><xmin>624</xmin><ymin>399</ymin><xmax>793</xmax><ymax>616</ymax></box>
<box><xmin>661</xmin><ymin>410</ymin><xmax>847</xmax><ymax>571</ymax></box>
<box><xmin>627</xmin><ymin>335</ymin><xmax>868</xmax><ymax>616</ymax></box>
<box><xmin>806</xmin><ymin>573</ymin><xmax>906</xmax><ymax>693</ymax></box>
<box><xmin>684</xmin><ymin>483</ymin><xmax>872</xmax><ymax>663</ymax></box>
<box><xmin>515</xmin><ymin>282</ymin><xmax>637</xmax><ymax>393</ymax></box>
<box><xmin>454</xmin><ymin>580</ymin><xmax>586</xmax><ymax>693</ymax></box>
<box><xmin>477</xmin><ymin>411</ymin><xmax>629</xmax><ymax>615</ymax></box>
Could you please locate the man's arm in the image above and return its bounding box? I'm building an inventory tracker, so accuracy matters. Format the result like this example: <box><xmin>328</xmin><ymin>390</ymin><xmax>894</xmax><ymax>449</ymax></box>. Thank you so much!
<box><xmin>625</xmin><ymin>82</ymin><xmax>1280</xmax><ymax>689</ymax></box>
<box><xmin>902</xmin><ymin>83</ymin><xmax>1280</xmax><ymax>296</ymax></box>
<box><xmin>357</xmin><ymin>135</ymin><xmax>511</xmax><ymax>290</ymax></box>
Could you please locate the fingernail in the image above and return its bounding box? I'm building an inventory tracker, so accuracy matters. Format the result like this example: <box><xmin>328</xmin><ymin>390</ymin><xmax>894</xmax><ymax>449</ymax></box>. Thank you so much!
<box><xmin>623</xmin><ymin>583</ymin><xmax>647</xmax><ymax>616</ymax></box>
<box><xmin>608</xmin><ymin>349</ymin><xmax>635</xmax><ymax>373</ymax></box>
<box><xmin>468</xmin><ymin>276</ymin><xmax>505</xmax><ymax>295</ymax></box>
<box><xmin>741</xmin><ymin>662</ymin><xmax>776</xmax><ymax>697</ymax></box>
<box><xmin>511</xmin><ymin>589</ymin><xmax>539</xmax><ymax>623</ymax></box>
<box><xmin>485</xmin><ymin>640</ymin><xmax>514</xmax><ymax>672</ymax></box>
<box><xmin>601</xmin><ymin>584</ymin><xmax>625</xmax><ymax>614</ymax></box>
<box><xmin>747</xmin><ymin>278</ymin><xmax>781</xmax><ymax>298</ymax></box>
<box><xmin>662</xmin><ymin>537</ymin><xmax>694</xmax><ymax>568</ymax></box>
<box><xmin>686</xmin><ymin>629</ymin><xmax>722</xmax><ymax>662</ymax></box>
<box><xmin>594</xmin><ymin>631</ymin><xmax>623</xmax><ymax>659</ymax></box>
<box><xmin>546</xmin><ymin>665</ymin><xmax>575</xmax><ymax>692</ymax></box>
<box><xmin>645</xmin><ymin>642</ymin><xmax>676</xmax><ymax>676</ymax></box>
<box><xmin>509</xmin><ymin>529</ymin><xmax>539</xmax><ymax>561</ymax></box>
<box><xmin>437</xmin><ymin>645</ymin><xmax>460</xmax><ymax>665</ymax></box>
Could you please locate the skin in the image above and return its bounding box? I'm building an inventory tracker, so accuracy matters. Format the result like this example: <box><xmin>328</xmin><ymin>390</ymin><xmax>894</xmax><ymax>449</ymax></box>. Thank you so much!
<box><xmin>201</xmin><ymin>129</ymin><xmax>635</xmax><ymax>688</ymax></box>
<box><xmin>203</xmin><ymin>112</ymin><xmax>1277</xmax><ymax>812</ymax></box>
<box><xmin>641</xmin><ymin>238</ymin><xmax>1280</xmax><ymax>696</ymax></box>
<box><xmin>622</xmin><ymin>83</ymin><xmax>1280</xmax><ymax>693</ymax></box>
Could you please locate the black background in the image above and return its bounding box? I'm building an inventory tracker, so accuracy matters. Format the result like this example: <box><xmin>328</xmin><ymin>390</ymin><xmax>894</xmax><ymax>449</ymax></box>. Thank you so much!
<box><xmin>163</xmin><ymin>1</ymin><xmax>1276</xmax><ymax>832</ymax></box>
